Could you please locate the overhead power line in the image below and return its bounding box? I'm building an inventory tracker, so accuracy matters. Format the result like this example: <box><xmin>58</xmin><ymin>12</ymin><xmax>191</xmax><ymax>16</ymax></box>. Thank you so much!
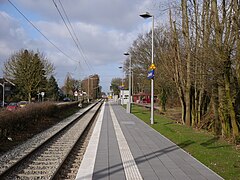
<box><xmin>8</xmin><ymin>0</ymin><xmax>79</xmax><ymax>63</ymax></box>
<box><xmin>52</xmin><ymin>0</ymin><xmax>93</xmax><ymax>72</ymax></box>
<box><xmin>58</xmin><ymin>0</ymin><xmax>93</xmax><ymax>72</ymax></box>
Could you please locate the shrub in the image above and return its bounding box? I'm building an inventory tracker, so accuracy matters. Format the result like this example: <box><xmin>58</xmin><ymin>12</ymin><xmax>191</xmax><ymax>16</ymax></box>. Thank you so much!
<box><xmin>0</xmin><ymin>101</ymin><xmax>79</xmax><ymax>138</ymax></box>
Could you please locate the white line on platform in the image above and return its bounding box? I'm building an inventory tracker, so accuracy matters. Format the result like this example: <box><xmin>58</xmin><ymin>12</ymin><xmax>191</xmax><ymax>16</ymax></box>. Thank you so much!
<box><xmin>110</xmin><ymin>104</ymin><xmax>143</xmax><ymax>180</ymax></box>
<box><xmin>75</xmin><ymin>102</ymin><xmax>105</xmax><ymax>180</ymax></box>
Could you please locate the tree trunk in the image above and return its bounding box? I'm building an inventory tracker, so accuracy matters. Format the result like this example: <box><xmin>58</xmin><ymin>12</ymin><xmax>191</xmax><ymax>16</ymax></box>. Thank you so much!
<box><xmin>197</xmin><ymin>89</ymin><xmax>203</xmax><ymax>126</ymax></box>
<box><xmin>28</xmin><ymin>92</ymin><xmax>31</xmax><ymax>103</ymax></box>
<box><xmin>182</xmin><ymin>0</ymin><xmax>191</xmax><ymax>126</ymax></box>
<box><xmin>192</xmin><ymin>0</ymin><xmax>200</xmax><ymax>127</ymax></box>
<box><xmin>225</xmin><ymin>60</ymin><xmax>239</xmax><ymax>138</ymax></box>
<box><xmin>218</xmin><ymin>83</ymin><xmax>231</xmax><ymax>137</ymax></box>
<box><xmin>169</xmin><ymin>10</ymin><xmax>186</xmax><ymax>124</ymax></box>
<box><xmin>178</xmin><ymin>86</ymin><xmax>186</xmax><ymax>124</ymax></box>
<box><xmin>212</xmin><ymin>82</ymin><xmax>221</xmax><ymax>135</ymax></box>
<box><xmin>198</xmin><ymin>0</ymin><xmax>210</xmax><ymax>126</ymax></box>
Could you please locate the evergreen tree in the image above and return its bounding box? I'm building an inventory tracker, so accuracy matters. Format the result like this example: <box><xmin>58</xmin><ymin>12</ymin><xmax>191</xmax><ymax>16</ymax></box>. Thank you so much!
<box><xmin>4</xmin><ymin>49</ymin><xmax>54</xmax><ymax>102</ymax></box>
<box><xmin>110</xmin><ymin>78</ymin><xmax>122</xmax><ymax>95</ymax></box>
<box><xmin>46</xmin><ymin>75</ymin><xmax>59</xmax><ymax>101</ymax></box>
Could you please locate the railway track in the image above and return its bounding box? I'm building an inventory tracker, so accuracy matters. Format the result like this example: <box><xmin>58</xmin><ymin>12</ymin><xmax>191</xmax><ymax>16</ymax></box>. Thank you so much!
<box><xmin>0</xmin><ymin>100</ymin><xmax>103</xmax><ymax>179</ymax></box>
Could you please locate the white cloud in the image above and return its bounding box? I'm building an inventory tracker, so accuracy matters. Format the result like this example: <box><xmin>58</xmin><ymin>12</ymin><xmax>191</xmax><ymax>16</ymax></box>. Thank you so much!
<box><xmin>13</xmin><ymin>0</ymin><xmax>156</xmax><ymax>31</ymax></box>
<box><xmin>0</xmin><ymin>0</ymin><xmax>167</xmax><ymax>91</ymax></box>
<box><xmin>0</xmin><ymin>11</ymin><xmax>27</xmax><ymax>57</ymax></box>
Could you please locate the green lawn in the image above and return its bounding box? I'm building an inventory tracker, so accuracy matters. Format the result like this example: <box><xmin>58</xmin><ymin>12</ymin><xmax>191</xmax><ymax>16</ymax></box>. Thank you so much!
<box><xmin>131</xmin><ymin>105</ymin><xmax>240</xmax><ymax>180</ymax></box>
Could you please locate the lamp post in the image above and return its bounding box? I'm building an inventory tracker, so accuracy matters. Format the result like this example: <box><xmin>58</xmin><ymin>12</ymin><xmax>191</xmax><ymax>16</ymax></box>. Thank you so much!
<box><xmin>118</xmin><ymin>66</ymin><xmax>124</xmax><ymax>105</ymax></box>
<box><xmin>124</xmin><ymin>52</ymin><xmax>131</xmax><ymax>113</ymax></box>
<box><xmin>0</xmin><ymin>78</ymin><xmax>15</xmax><ymax>107</ymax></box>
<box><xmin>140</xmin><ymin>12</ymin><xmax>154</xmax><ymax>124</ymax></box>
<box><xmin>0</xmin><ymin>82</ymin><xmax>5</xmax><ymax>107</ymax></box>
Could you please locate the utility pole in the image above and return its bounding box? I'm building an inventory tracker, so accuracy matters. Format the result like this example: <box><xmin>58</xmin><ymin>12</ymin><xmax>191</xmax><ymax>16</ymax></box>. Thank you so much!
<box><xmin>0</xmin><ymin>78</ymin><xmax>15</xmax><ymax>107</ymax></box>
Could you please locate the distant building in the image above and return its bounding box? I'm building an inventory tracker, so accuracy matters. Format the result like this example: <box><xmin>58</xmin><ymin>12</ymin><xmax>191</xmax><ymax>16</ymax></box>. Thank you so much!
<box><xmin>133</xmin><ymin>92</ymin><xmax>157</xmax><ymax>104</ymax></box>
<box><xmin>81</xmin><ymin>74</ymin><xmax>100</xmax><ymax>101</ymax></box>
<box><xmin>119</xmin><ymin>90</ymin><xmax>129</xmax><ymax>105</ymax></box>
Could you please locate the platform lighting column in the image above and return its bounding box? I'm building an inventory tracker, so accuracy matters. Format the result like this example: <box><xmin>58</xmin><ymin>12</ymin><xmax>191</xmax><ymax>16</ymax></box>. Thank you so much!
<box><xmin>140</xmin><ymin>12</ymin><xmax>154</xmax><ymax>124</ymax></box>
<box><xmin>0</xmin><ymin>79</ymin><xmax>15</xmax><ymax>107</ymax></box>
<box><xmin>0</xmin><ymin>82</ymin><xmax>5</xmax><ymax>107</ymax></box>
<box><xmin>124</xmin><ymin>52</ymin><xmax>131</xmax><ymax>113</ymax></box>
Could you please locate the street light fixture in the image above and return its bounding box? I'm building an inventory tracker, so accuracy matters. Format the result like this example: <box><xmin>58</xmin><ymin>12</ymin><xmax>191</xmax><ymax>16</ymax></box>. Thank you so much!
<box><xmin>140</xmin><ymin>12</ymin><xmax>155</xmax><ymax>125</ymax></box>
<box><xmin>118</xmin><ymin>66</ymin><xmax>123</xmax><ymax>84</ymax></box>
<box><xmin>124</xmin><ymin>52</ymin><xmax>131</xmax><ymax>113</ymax></box>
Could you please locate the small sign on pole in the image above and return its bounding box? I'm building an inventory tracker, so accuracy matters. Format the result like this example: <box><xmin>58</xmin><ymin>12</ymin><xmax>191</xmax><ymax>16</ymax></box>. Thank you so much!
<box><xmin>41</xmin><ymin>92</ymin><xmax>45</xmax><ymax>102</ymax></box>
<box><xmin>147</xmin><ymin>69</ymin><xmax>155</xmax><ymax>79</ymax></box>
<box><xmin>41</xmin><ymin>92</ymin><xmax>45</xmax><ymax>97</ymax></box>
<box><xmin>147</xmin><ymin>63</ymin><xmax>156</xmax><ymax>79</ymax></box>
<box><xmin>74</xmin><ymin>91</ymin><xmax>78</xmax><ymax>97</ymax></box>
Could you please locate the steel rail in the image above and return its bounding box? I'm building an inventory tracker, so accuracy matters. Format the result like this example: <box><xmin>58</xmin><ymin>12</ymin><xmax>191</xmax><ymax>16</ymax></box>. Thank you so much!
<box><xmin>0</xmin><ymin>100</ymin><xmax>103</xmax><ymax>179</ymax></box>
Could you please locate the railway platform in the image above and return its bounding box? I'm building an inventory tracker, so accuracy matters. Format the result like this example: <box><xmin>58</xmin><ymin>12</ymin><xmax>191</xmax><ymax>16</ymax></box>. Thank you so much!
<box><xmin>76</xmin><ymin>101</ymin><xmax>223</xmax><ymax>180</ymax></box>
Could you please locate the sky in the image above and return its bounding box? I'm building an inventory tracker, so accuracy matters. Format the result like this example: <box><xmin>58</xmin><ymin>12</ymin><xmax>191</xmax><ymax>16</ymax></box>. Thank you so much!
<box><xmin>0</xmin><ymin>0</ymin><xmax>169</xmax><ymax>93</ymax></box>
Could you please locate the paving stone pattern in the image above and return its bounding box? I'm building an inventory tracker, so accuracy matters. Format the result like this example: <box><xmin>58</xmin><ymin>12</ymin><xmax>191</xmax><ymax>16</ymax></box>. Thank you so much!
<box><xmin>77</xmin><ymin>102</ymin><xmax>223</xmax><ymax>180</ymax></box>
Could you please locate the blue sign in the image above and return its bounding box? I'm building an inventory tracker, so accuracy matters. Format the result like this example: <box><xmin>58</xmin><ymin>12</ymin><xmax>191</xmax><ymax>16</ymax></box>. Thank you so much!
<box><xmin>147</xmin><ymin>69</ymin><xmax>154</xmax><ymax>79</ymax></box>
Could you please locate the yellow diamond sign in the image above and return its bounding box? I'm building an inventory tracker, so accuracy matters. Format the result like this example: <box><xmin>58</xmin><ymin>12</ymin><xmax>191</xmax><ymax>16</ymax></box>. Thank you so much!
<box><xmin>149</xmin><ymin>63</ymin><xmax>156</xmax><ymax>70</ymax></box>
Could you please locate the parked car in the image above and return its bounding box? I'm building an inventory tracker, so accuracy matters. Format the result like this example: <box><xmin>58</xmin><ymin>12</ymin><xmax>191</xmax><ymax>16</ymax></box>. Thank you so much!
<box><xmin>6</xmin><ymin>102</ymin><xmax>18</xmax><ymax>111</ymax></box>
<box><xmin>63</xmin><ymin>97</ymin><xmax>71</xmax><ymax>102</ymax></box>
<box><xmin>18</xmin><ymin>101</ymin><xmax>28</xmax><ymax>108</ymax></box>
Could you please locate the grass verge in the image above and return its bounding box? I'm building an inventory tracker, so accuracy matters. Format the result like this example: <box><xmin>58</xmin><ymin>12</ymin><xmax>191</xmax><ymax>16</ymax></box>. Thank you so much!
<box><xmin>131</xmin><ymin>105</ymin><xmax>240</xmax><ymax>180</ymax></box>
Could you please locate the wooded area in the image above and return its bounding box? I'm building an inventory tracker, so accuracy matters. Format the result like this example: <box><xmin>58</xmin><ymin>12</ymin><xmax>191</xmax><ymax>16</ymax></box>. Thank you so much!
<box><xmin>122</xmin><ymin>0</ymin><xmax>240</xmax><ymax>142</ymax></box>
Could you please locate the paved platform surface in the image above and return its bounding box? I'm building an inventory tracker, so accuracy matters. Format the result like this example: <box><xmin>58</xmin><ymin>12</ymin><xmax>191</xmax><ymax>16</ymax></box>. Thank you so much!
<box><xmin>76</xmin><ymin>101</ymin><xmax>223</xmax><ymax>180</ymax></box>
